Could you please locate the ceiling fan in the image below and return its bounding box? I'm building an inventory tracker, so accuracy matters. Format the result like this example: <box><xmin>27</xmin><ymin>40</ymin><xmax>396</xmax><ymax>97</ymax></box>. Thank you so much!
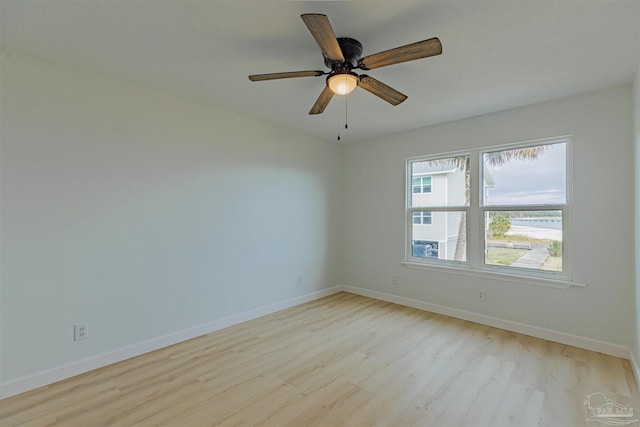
<box><xmin>248</xmin><ymin>13</ymin><xmax>442</xmax><ymax>115</ymax></box>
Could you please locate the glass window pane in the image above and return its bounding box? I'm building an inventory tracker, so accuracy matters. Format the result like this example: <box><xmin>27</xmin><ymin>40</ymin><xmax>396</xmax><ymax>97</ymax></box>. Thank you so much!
<box><xmin>411</xmin><ymin>156</ymin><xmax>469</xmax><ymax>208</ymax></box>
<box><xmin>412</xmin><ymin>241</ymin><xmax>439</xmax><ymax>258</ymax></box>
<box><xmin>484</xmin><ymin>210</ymin><xmax>562</xmax><ymax>272</ymax></box>
<box><xmin>411</xmin><ymin>211</ymin><xmax>466</xmax><ymax>261</ymax></box>
<box><xmin>482</xmin><ymin>142</ymin><xmax>566</xmax><ymax>206</ymax></box>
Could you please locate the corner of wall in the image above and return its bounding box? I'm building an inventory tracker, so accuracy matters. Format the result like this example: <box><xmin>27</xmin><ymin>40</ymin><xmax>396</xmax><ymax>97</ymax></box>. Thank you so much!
<box><xmin>633</xmin><ymin>34</ymin><xmax>640</xmax><ymax>390</ymax></box>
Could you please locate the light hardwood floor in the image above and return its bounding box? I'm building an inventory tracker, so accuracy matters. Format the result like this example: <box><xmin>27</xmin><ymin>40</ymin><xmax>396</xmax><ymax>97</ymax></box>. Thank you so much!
<box><xmin>1</xmin><ymin>292</ymin><xmax>638</xmax><ymax>426</ymax></box>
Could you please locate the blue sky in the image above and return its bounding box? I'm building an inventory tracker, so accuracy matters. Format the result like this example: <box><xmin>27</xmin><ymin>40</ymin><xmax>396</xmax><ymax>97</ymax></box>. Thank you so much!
<box><xmin>483</xmin><ymin>142</ymin><xmax>566</xmax><ymax>206</ymax></box>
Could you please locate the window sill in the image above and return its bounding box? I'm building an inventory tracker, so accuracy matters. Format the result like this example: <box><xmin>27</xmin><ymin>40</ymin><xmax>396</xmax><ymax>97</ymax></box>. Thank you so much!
<box><xmin>399</xmin><ymin>261</ymin><xmax>585</xmax><ymax>290</ymax></box>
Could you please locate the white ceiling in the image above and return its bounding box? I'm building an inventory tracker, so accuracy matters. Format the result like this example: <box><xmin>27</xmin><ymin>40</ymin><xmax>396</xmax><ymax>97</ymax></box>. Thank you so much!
<box><xmin>1</xmin><ymin>0</ymin><xmax>639</xmax><ymax>143</ymax></box>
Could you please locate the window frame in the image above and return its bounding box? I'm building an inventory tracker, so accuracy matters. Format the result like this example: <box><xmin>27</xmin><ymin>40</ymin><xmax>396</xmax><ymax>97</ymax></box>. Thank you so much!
<box><xmin>405</xmin><ymin>137</ymin><xmax>574</xmax><ymax>286</ymax></box>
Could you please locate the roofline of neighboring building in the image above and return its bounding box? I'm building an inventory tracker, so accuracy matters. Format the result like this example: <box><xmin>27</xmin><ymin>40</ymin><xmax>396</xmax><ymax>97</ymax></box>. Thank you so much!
<box><xmin>413</xmin><ymin>169</ymin><xmax>456</xmax><ymax>176</ymax></box>
<box><xmin>414</xmin><ymin>167</ymin><xmax>496</xmax><ymax>187</ymax></box>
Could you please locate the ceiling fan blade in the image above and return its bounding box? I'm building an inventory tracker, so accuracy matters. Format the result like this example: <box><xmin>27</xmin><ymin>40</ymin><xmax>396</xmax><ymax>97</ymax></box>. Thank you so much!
<box><xmin>358</xmin><ymin>75</ymin><xmax>407</xmax><ymax>106</ymax></box>
<box><xmin>309</xmin><ymin>86</ymin><xmax>335</xmax><ymax>115</ymax></box>
<box><xmin>358</xmin><ymin>37</ymin><xmax>442</xmax><ymax>70</ymax></box>
<box><xmin>248</xmin><ymin>70</ymin><xmax>324</xmax><ymax>81</ymax></box>
<box><xmin>301</xmin><ymin>14</ymin><xmax>345</xmax><ymax>62</ymax></box>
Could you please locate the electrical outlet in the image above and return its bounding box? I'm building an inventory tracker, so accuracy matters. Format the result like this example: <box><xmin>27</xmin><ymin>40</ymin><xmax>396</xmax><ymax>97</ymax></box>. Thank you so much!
<box><xmin>74</xmin><ymin>323</ymin><xmax>88</xmax><ymax>341</ymax></box>
<box><xmin>392</xmin><ymin>276</ymin><xmax>398</xmax><ymax>286</ymax></box>
<box><xmin>297</xmin><ymin>276</ymin><xmax>302</xmax><ymax>287</ymax></box>
<box><xmin>477</xmin><ymin>290</ymin><xmax>486</xmax><ymax>302</ymax></box>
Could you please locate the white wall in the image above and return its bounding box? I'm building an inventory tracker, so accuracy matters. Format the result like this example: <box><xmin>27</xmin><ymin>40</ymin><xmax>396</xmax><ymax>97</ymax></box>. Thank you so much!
<box><xmin>0</xmin><ymin>50</ymin><xmax>342</xmax><ymax>385</ymax></box>
<box><xmin>343</xmin><ymin>84</ymin><xmax>634</xmax><ymax>347</ymax></box>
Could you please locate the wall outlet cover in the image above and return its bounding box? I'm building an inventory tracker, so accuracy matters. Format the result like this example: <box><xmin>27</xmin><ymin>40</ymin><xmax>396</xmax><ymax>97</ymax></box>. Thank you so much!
<box><xmin>74</xmin><ymin>323</ymin><xmax>88</xmax><ymax>341</ymax></box>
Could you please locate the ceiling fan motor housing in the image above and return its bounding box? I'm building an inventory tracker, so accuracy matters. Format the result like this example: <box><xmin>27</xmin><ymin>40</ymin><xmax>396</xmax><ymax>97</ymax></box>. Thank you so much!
<box><xmin>324</xmin><ymin>37</ymin><xmax>363</xmax><ymax>70</ymax></box>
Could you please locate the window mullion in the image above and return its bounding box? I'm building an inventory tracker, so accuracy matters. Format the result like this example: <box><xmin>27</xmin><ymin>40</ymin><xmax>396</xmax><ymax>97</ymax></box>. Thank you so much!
<box><xmin>467</xmin><ymin>151</ymin><xmax>481</xmax><ymax>269</ymax></box>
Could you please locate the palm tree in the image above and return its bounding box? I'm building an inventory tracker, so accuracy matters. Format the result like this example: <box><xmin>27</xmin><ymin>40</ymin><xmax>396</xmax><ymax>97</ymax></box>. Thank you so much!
<box><xmin>425</xmin><ymin>145</ymin><xmax>548</xmax><ymax>261</ymax></box>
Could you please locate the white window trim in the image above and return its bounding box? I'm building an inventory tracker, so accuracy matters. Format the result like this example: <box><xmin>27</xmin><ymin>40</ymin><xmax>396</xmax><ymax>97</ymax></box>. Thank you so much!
<box><xmin>399</xmin><ymin>260</ymin><xmax>585</xmax><ymax>289</ymax></box>
<box><xmin>404</xmin><ymin>136</ymin><xmax>580</xmax><ymax>289</ymax></box>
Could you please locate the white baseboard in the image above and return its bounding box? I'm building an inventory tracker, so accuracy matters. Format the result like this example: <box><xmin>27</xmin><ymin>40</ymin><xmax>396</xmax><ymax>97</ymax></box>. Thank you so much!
<box><xmin>342</xmin><ymin>285</ymin><xmax>629</xmax><ymax>359</ymax></box>
<box><xmin>0</xmin><ymin>286</ymin><xmax>342</xmax><ymax>400</ymax></box>
<box><xmin>2</xmin><ymin>284</ymin><xmax>630</xmax><ymax>400</ymax></box>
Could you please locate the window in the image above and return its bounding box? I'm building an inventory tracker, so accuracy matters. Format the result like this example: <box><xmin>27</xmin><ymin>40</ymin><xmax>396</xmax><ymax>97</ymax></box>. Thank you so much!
<box><xmin>412</xmin><ymin>176</ymin><xmax>432</xmax><ymax>193</ymax></box>
<box><xmin>406</xmin><ymin>138</ymin><xmax>570</xmax><ymax>282</ymax></box>
<box><xmin>412</xmin><ymin>211</ymin><xmax>432</xmax><ymax>225</ymax></box>
<box><xmin>408</xmin><ymin>156</ymin><xmax>469</xmax><ymax>262</ymax></box>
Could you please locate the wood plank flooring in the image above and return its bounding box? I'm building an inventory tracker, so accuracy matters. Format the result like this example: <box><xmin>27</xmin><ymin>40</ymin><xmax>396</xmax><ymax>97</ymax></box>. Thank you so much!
<box><xmin>1</xmin><ymin>292</ymin><xmax>638</xmax><ymax>426</ymax></box>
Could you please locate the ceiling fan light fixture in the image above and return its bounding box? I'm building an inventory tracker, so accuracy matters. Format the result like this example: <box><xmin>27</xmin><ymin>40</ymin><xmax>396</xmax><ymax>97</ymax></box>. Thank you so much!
<box><xmin>327</xmin><ymin>72</ymin><xmax>358</xmax><ymax>95</ymax></box>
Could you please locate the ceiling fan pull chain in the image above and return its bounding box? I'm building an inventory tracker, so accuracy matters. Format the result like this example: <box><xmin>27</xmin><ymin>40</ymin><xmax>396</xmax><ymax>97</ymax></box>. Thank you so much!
<box><xmin>344</xmin><ymin>74</ymin><xmax>349</xmax><ymax>130</ymax></box>
<box><xmin>345</xmin><ymin>91</ymin><xmax>348</xmax><ymax>130</ymax></box>
<box><xmin>337</xmin><ymin>93</ymin><xmax>341</xmax><ymax>141</ymax></box>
